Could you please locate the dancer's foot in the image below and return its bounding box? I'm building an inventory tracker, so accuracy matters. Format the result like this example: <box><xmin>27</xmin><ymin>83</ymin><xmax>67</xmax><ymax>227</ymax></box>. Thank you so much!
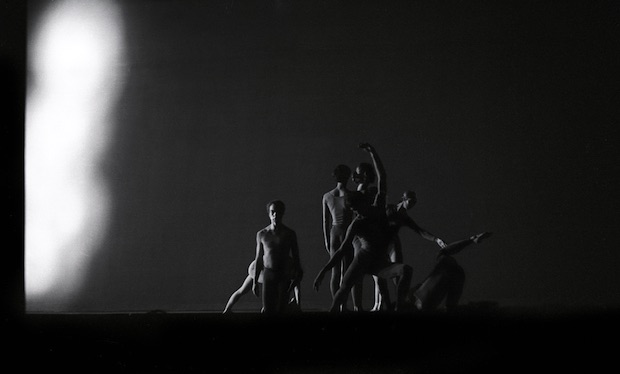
<box><xmin>414</xmin><ymin>297</ymin><xmax>423</xmax><ymax>311</ymax></box>
<box><xmin>471</xmin><ymin>232</ymin><xmax>492</xmax><ymax>244</ymax></box>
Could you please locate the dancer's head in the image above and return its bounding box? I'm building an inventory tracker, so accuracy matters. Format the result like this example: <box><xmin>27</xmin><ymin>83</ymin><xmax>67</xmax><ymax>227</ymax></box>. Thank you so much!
<box><xmin>266</xmin><ymin>200</ymin><xmax>285</xmax><ymax>224</ymax></box>
<box><xmin>401</xmin><ymin>190</ymin><xmax>417</xmax><ymax>210</ymax></box>
<box><xmin>332</xmin><ymin>164</ymin><xmax>352</xmax><ymax>184</ymax></box>
<box><xmin>352</xmin><ymin>162</ymin><xmax>375</xmax><ymax>185</ymax></box>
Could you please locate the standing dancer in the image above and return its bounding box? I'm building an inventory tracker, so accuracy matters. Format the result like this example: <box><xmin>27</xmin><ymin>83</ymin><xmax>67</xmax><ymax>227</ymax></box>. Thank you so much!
<box><xmin>252</xmin><ymin>200</ymin><xmax>303</xmax><ymax>313</ymax></box>
<box><xmin>322</xmin><ymin>164</ymin><xmax>355</xmax><ymax>310</ymax></box>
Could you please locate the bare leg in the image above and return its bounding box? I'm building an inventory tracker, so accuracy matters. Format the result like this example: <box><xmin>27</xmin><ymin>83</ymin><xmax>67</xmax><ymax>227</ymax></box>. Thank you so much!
<box><xmin>389</xmin><ymin>240</ymin><xmax>403</xmax><ymax>293</ymax></box>
<box><xmin>329</xmin><ymin>248</ymin><xmax>343</xmax><ymax>299</ymax></box>
<box><xmin>262</xmin><ymin>268</ymin><xmax>288</xmax><ymax>313</ymax></box>
<box><xmin>331</xmin><ymin>261</ymin><xmax>366</xmax><ymax>313</ymax></box>
<box><xmin>395</xmin><ymin>264</ymin><xmax>413</xmax><ymax>311</ymax></box>
<box><xmin>445</xmin><ymin>264</ymin><xmax>465</xmax><ymax>312</ymax></box>
<box><xmin>223</xmin><ymin>275</ymin><xmax>254</xmax><ymax>313</ymax></box>
<box><xmin>351</xmin><ymin>279</ymin><xmax>364</xmax><ymax>311</ymax></box>
<box><xmin>375</xmin><ymin>263</ymin><xmax>412</xmax><ymax>311</ymax></box>
<box><xmin>370</xmin><ymin>276</ymin><xmax>391</xmax><ymax>311</ymax></box>
<box><xmin>276</xmin><ymin>278</ymin><xmax>290</xmax><ymax>312</ymax></box>
<box><xmin>372</xmin><ymin>240</ymin><xmax>403</xmax><ymax>311</ymax></box>
<box><xmin>350</xmin><ymin>240</ymin><xmax>364</xmax><ymax>311</ymax></box>
<box><xmin>440</xmin><ymin>232</ymin><xmax>492</xmax><ymax>256</ymax></box>
<box><xmin>371</xmin><ymin>275</ymin><xmax>382</xmax><ymax>311</ymax></box>
<box><xmin>339</xmin><ymin>249</ymin><xmax>354</xmax><ymax>311</ymax></box>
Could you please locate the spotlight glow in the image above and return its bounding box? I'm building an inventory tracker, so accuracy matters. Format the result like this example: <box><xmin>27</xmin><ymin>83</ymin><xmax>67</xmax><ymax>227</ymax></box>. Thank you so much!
<box><xmin>26</xmin><ymin>0</ymin><xmax>125</xmax><ymax>309</ymax></box>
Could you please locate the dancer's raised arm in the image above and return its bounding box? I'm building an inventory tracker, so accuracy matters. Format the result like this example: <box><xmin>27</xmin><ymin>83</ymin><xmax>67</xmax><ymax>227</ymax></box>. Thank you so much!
<box><xmin>359</xmin><ymin>143</ymin><xmax>386</xmax><ymax>207</ymax></box>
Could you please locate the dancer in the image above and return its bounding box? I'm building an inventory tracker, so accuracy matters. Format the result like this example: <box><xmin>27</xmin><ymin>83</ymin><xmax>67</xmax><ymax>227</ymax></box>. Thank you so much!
<box><xmin>222</xmin><ymin>259</ymin><xmax>300</xmax><ymax>313</ymax></box>
<box><xmin>322</xmin><ymin>164</ymin><xmax>355</xmax><ymax>310</ymax></box>
<box><xmin>370</xmin><ymin>191</ymin><xmax>447</xmax><ymax>311</ymax></box>
<box><xmin>252</xmin><ymin>200</ymin><xmax>303</xmax><ymax>313</ymax></box>
<box><xmin>410</xmin><ymin>232</ymin><xmax>492</xmax><ymax>312</ymax></box>
<box><xmin>314</xmin><ymin>143</ymin><xmax>412</xmax><ymax>312</ymax></box>
<box><xmin>349</xmin><ymin>159</ymin><xmax>380</xmax><ymax>311</ymax></box>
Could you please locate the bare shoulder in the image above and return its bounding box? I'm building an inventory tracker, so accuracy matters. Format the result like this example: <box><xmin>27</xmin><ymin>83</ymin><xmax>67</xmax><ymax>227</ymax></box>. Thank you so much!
<box><xmin>322</xmin><ymin>192</ymin><xmax>331</xmax><ymax>202</ymax></box>
<box><xmin>323</xmin><ymin>189</ymin><xmax>337</xmax><ymax>200</ymax></box>
<box><xmin>256</xmin><ymin>226</ymin><xmax>270</xmax><ymax>237</ymax></box>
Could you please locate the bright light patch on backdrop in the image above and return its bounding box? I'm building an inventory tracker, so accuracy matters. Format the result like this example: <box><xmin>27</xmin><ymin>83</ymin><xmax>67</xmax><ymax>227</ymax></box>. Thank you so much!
<box><xmin>26</xmin><ymin>0</ymin><xmax>125</xmax><ymax>310</ymax></box>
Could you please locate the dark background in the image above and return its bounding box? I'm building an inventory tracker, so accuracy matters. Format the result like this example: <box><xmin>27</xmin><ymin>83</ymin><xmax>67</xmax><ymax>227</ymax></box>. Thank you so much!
<box><xmin>17</xmin><ymin>0</ymin><xmax>620</xmax><ymax>313</ymax></box>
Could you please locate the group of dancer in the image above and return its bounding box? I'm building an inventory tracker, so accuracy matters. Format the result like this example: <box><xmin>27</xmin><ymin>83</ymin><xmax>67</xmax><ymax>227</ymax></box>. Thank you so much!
<box><xmin>223</xmin><ymin>143</ymin><xmax>491</xmax><ymax>314</ymax></box>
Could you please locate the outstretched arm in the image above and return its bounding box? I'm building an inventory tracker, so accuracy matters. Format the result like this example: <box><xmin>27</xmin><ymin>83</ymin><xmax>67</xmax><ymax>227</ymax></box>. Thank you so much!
<box><xmin>313</xmin><ymin>220</ymin><xmax>357</xmax><ymax>291</ymax></box>
<box><xmin>359</xmin><ymin>143</ymin><xmax>386</xmax><ymax>207</ymax></box>
<box><xmin>405</xmin><ymin>217</ymin><xmax>446</xmax><ymax>248</ymax></box>
<box><xmin>438</xmin><ymin>232</ymin><xmax>492</xmax><ymax>256</ymax></box>
<box><xmin>252</xmin><ymin>232</ymin><xmax>264</xmax><ymax>297</ymax></box>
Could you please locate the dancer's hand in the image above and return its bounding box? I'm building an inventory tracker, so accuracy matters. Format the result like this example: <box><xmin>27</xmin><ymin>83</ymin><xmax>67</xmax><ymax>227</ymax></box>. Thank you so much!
<box><xmin>358</xmin><ymin>142</ymin><xmax>375</xmax><ymax>153</ymax></box>
<box><xmin>252</xmin><ymin>280</ymin><xmax>260</xmax><ymax>297</ymax></box>
<box><xmin>288</xmin><ymin>278</ymin><xmax>300</xmax><ymax>293</ymax></box>
<box><xmin>288</xmin><ymin>270</ymin><xmax>303</xmax><ymax>293</ymax></box>
<box><xmin>313</xmin><ymin>271</ymin><xmax>325</xmax><ymax>292</ymax></box>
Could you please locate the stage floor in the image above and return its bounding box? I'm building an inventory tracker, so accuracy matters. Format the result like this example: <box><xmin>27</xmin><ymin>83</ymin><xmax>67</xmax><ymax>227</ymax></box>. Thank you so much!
<box><xmin>5</xmin><ymin>306</ymin><xmax>619</xmax><ymax>373</ymax></box>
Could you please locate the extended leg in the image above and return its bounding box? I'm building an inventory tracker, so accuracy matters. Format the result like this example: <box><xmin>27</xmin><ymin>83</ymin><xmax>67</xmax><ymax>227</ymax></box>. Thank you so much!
<box><xmin>223</xmin><ymin>275</ymin><xmax>254</xmax><ymax>313</ymax></box>
<box><xmin>439</xmin><ymin>232</ymin><xmax>492</xmax><ymax>256</ymax></box>
<box><xmin>445</xmin><ymin>263</ymin><xmax>465</xmax><ymax>312</ymax></box>
<box><xmin>332</xmin><ymin>261</ymin><xmax>366</xmax><ymax>313</ymax></box>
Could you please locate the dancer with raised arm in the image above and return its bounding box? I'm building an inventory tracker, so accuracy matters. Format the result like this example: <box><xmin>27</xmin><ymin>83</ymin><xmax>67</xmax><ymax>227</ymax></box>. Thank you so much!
<box><xmin>314</xmin><ymin>143</ymin><xmax>413</xmax><ymax>312</ymax></box>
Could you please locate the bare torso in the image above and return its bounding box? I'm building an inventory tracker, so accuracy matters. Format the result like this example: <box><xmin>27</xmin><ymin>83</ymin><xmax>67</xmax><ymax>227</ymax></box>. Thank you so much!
<box><xmin>323</xmin><ymin>188</ymin><xmax>352</xmax><ymax>226</ymax></box>
<box><xmin>258</xmin><ymin>225</ymin><xmax>297</xmax><ymax>272</ymax></box>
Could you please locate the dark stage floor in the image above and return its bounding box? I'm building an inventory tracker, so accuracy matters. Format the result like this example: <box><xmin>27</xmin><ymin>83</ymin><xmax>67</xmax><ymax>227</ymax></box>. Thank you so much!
<box><xmin>5</xmin><ymin>307</ymin><xmax>619</xmax><ymax>373</ymax></box>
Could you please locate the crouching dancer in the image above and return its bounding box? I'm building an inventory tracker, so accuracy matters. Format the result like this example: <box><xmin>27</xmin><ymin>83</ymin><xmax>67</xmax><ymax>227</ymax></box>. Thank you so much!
<box><xmin>410</xmin><ymin>232</ymin><xmax>492</xmax><ymax>312</ymax></box>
